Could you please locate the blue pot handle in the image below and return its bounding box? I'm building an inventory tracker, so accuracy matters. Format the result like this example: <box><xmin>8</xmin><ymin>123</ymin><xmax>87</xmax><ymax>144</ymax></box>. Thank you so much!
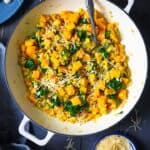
<box><xmin>0</xmin><ymin>42</ymin><xmax>6</xmax><ymax>85</ymax></box>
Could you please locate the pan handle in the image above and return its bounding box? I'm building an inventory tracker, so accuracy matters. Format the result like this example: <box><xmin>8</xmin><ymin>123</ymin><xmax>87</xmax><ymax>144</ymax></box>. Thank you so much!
<box><xmin>0</xmin><ymin>42</ymin><xmax>6</xmax><ymax>83</ymax></box>
<box><xmin>124</xmin><ymin>0</ymin><xmax>135</xmax><ymax>13</ymax></box>
<box><xmin>19</xmin><ymin>115</ymin><xmax>54</xmax><ymax>146</ymax></box>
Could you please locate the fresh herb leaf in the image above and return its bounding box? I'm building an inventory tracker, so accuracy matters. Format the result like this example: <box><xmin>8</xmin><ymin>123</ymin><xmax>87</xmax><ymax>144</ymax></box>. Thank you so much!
<box><xmin>64</xmin><ymin>101</ymin><xmax>72</xmax><ymax>111</ymax></box>
<box><xmin>61</xmin><ymin>49</ymin><xmax>70</xmax><ymax>65</ymax></box>
<box><xmin>98</xmin><ymin>47</ymin><xmax>108</xmax><ymax>59</ymax></box>
<box><xmin>62</xmin><ymin>60</ymin><xmax>69</xmax><ymax>66</ymax></box>
<box><xmin>27</xmin><ymin>33</ymin><xmax>36</xmax><ymax>39</ymax></box>
<box><xmin>64</xmin><ymin>80</ymin><xmax>71</xmax><ymax>86</ymax></box>
<box><xmin>77</xmin><ymin>30</ymin><xmax>87</xmax><ymax>41</ymax></box>
<box><xmin>24</xmin><ymin>59</ymin><xmax>35</xmax><ymax>70</ymax></box>
<box><xmin>107</xmin><ymin>78</ymin><xmax>123</xmax><ymax>91</ymax></box>
<box><xmin>107</xmin><ymin>94</ymin><xmax>120</xmax><ymax>107</ymax></box>
<box><xmin>74</xmin><ymin>72</ymin><xmax>80</xmax><ymax>78</ymax></box>
<box><xmin>64</xmin><ymin>101</ymin><xmax>80</xmax><ymax>117</ymax></box>
<box><xmin>70</xmin><ymin>106</ymin><xmax>80</xmax><ymax>116</ymax></box>
<box><xmin>88</xmin><ymin>61</ymin><xmax>97</xmax><ymax>73</ymax></box>
<box><xmin>86</xmin><ymin>33</ymin><xmax>93</xmax><ymax>39</ymax></box>
<box><xmin>36</xmin><ymin>26</ymin><xmax>43</xmax><ymax>30</ymax></box>
<box><xmin>41</xmin><ymin>67</ymin><xmax>47</xmax><ymax>73</ymax></box>
<box><xmin>107</xmin><ymin>94</ymin><xmax>117</xmax><ymax>99</ymax></box>
<box><xmin>78</xmin><ymin>18</ymin><xmax>89</xmax><ymax>24</ymax></box>
<box><xmin>61</xmin><ymin>49</ymin><xmax>70</xmax><ymax>58</ymax></box>
<box><xmin>105</xmin><ymin>30</ymin><xmax>111</xmax><ymax>38</ymax></box>
<box><xmin>69</xmin><ymin>43</ymin><xmax>80</xmax><ymax>55</ymax></box>
<box><xmin>27</xmin><ymin>32</ymin><xmax>44</xmax><ymax>49</ymax></box>
<box><xmin>61</xmin><ymin>44</ymin><xmax>80</xmax><ymax>65</ymax></box>
<box><xmin>36</xmin><ymin>87</ymin><xmax>49</xmax><ymax>98</ymax></box>
<box><xmin>64</xmin><ymin>94</ymin><xmax>88</xmax><ymax>117</ymax></box>
<box><xmin>39</xmin><ymin>44</ymin><xmax>44</xmax><ymax>48</ymax></box>
<box><xmin>90</xmin><ymin>61</ymin><xmax>97</xmax><ymax>72</ymax></box>
<box><xmin>103</xmin><ymin>41</ymin><xmax>112</xmax><ymax>49</ymax></box>
<box><xmin>50</xmin><ymin>94</ymin><xmax>61</xmax><ymax>107</ymax></box>
<box><xmin>79</xmin><ymin>93</ymin><xmax>87</xmax><ymax>107</ymax></box>
<box><xmin>36</xmin><ymin>37</ymin><xmax>44</xmax><ymax>48</ymax></box>
<box><xmin>102</xmin><ymin>51</ymin><xmax>108</xmax><ymax>59</ymax></box>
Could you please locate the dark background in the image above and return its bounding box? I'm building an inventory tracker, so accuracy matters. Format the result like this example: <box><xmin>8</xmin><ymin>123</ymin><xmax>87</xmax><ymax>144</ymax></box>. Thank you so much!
<box><xmin>0</xmin><ymin>0</ymin><xmax>150</xmax><ymax>149</ymax></box>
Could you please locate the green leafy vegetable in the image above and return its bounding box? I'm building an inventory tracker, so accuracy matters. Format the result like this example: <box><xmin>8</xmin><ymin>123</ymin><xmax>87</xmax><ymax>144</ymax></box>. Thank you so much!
<box><xmin>78</xmin><ymin>93</ymin><xmax>87</xmax><ymax>107</ymax></box>
<box><xmin>78</xmin><ymin>18</ymin><xmax>89</xmax><ymax>24</ymax></box>
<box><xmin>107</xmin><ymin>94</ymin><xmax>120</xmax><ymax>107</ymax></box>
<box><xmin>61</xmin><ymin>49</ymin><xmax>69</xmax><ymax>58</ymax></box>
<box><xmin>69</xmin><ymin>43</ymin><xmax>80</xmax><ymax>55</ymax></box>
<box><xmin>36</xmin><ymin>26</ymin><xmax>43</xmax><ymax>30</ymax></box>
<box><xmin>50</xmin><ymin>94</ymin><xmax>61</xmax><ymax>107</ymax></box>
<box><xmin>88</xmin><ymin>61</ymin><xmax>97</xmax><ymax>73</ymax></box>
<box><xmin>24</xmin><ymin>59</ymin><xmax>35</xmax><ymax>70</ymax></box>
<box><xmin>74</xmin><ymin>71</ymin><xmax>80</xmax><ymax>78</ymax></box>
<box><xmin>36</xmin><ymin>87</ymin><xmax>49</xmax><ymax>98</ymax></box>
<box><xmin>105</xmin><ymin>30</ymin><xmax>111</xmax><ymax>38</ymax></box>
<box><xmin>86</xmin><ymin>33</ymin><xmax>93</xmax><ymax>39</ymax></box>
<box><xmin>98</xmin><ymin>47</ymin><xmax>108</xmax><ymax>59</ymax></box>
<box><xmin>77</xmin><ymin>30</ymin><xmax>87</xmax><ymax>41</ymax></box>
<box><xmin>64</xmin><ymin>101</ymin><xmax>80</xmax><ymax>117</ymax></box>
<box><xmin>36</xmin><ymin>37</ymin><xmax>44</xmax><ymax>48</ymax></box>
<box><xmin>107</xmin><ymin>78</ymin><xmax>123</xmax><ymax>91</ymax></box>
<box><xmin>39</xmin><ymin>44</ymin><xmax>44</xmax><ymax>48</ymax></box>
<box><xmin>28</xmin><ymin>32</ymin><xmax>44</xmax><ymax>48</ymax></box>
<box><xmin>61</xmin><ymin>49</ymin><xmax>70</xmax><ymax>65</ymax></box>
<box><xmin>107</xmin><ymin>94</ymin><xmax>117</xmax><ymax>99</ymax></box>
<box><xmin>70</xmin><ymin>106</ymin><xmax>80</xmax><ymax>117</ymax></box>
<box><xmin>103</xmin><ymin>41</ymin><xmax>112</xmax><ymax>49</ymax></box>
<box><xmin>41</xmin><ymin>67</ymin><xmax>47</xmax><ymax>73</ymax></box>
<box><xmin>64</xmin><ymin>94</ymin><xmax>87</xmax><ymax>117</ymax></box>
<box><xmin>27</xmin><ymin>32</ymin><xmax>36</xmax><ymax>40</ymax></box>
<box><xmin>64</xmin><ymin>101</ymin><xmax>74</xmax><ymax>111</ymax></box>
<box><xmin>61</xmin><ymin>43</ymin><xmax>80</xmax><ymax>65</ymax></box>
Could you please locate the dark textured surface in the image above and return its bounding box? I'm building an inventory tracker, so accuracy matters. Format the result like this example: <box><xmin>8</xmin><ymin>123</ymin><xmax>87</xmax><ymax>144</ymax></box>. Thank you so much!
<box><xmin>0</xmin><ymin>0</ymin><xmax>150</xmax><ymax>149</ymax></box>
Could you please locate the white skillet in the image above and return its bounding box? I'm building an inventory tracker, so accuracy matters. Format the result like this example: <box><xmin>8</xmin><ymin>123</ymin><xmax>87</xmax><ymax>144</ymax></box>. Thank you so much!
<box><xmin>4</xmin><ymin>0</ymin><xmax>147</xmax><ymax>146</ymax></box>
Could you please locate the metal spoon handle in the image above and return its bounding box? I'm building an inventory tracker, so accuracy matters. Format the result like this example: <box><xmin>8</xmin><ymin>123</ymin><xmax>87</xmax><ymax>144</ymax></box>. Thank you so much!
<box><xmin>86</xmin><ymin>0</ymin><xmax>98</xmax><ymax>44</ymax></box>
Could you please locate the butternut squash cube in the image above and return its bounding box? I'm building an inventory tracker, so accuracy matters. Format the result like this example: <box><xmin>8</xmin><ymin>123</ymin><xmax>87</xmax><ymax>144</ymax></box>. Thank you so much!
<box><xmin>25</xmin><ymin>39</ymin><xmax>36</xmax><ymax>47</ymax></box>
<box><xmin>63</xmin><ymin>30</ymin><xmax>72</xmax><ymax>40</ymax></box>
<box><xmin>80</xmin><ymin>78</ymin><xmax>88</xmax><ymax>87</ymax></box>
<box><xmin>71</xmin><ymin>97</ymin><xmax>81</xmax><ymax>106</ymax></box>
<box><xmin>65</xmin><ymin>85</ymin><xmax>75</xmax><ymax>96</ymax></box>
<box><xmin>29</xmin><ymin>94</ymin><xmax>37</xmax><ymax>104</ymax></box>
<box><xmin>53</xmin><ymin>19</ymin><xmax>61</xmax><ymax>27</ymax></box>
<box><xmin>26</xmin><ymin>46</ymin><xmax>37</xmax><ymax>59</ymax></box>
<box><xmin>118</xmin><ymin>89</ymin><xmax>128</xmax><ymax>100</ymax></box>
<box><xmin>32</xmin><ymin>70</ymin><xmax>40</xmax><ymax>79</ymax></box>
<box><xmin>72</xmin><ymin>61</ymin><xmax>83</xmax><ymax>74</ymax></box>
<box><xmin>58</xmin><ymin>88</ymin><xmax>66</xmax><ymax>97</ymax></box>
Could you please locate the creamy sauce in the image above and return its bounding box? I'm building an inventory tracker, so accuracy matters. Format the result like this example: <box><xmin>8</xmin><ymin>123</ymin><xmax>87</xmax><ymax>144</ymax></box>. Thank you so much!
<box><xmin>96</xmin><ymin>135</ymin><xmax>131</xmax><ymax>150</ymax></box>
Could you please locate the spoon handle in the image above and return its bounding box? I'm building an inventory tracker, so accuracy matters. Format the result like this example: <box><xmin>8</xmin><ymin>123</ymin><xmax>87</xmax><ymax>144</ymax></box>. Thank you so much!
<box><xmin>86</xmin><ymin>0</ymin><xmax>98</xmax><ymax>44</ymax></box>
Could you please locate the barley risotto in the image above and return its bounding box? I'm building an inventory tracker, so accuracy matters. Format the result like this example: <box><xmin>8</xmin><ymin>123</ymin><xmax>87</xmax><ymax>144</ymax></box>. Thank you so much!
<box><xmin>19</xmin><ymin>9</ymin><xmax>131</xmax><ymax>123</ymax></box>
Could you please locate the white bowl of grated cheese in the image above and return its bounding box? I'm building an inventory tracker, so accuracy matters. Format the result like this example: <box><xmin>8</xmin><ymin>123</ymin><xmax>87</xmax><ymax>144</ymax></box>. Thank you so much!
<box><xmin>93</xmin><ymin>134</ymin><xmax>137</xmax><ymax>150</ymax></box>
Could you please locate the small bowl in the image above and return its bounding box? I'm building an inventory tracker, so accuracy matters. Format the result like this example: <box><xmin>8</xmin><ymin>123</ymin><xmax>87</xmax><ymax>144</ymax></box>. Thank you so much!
<box><xmin>92</xmin><ymin>133</ymin><xmax>137</xmax><ymax>150</ymax></box>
